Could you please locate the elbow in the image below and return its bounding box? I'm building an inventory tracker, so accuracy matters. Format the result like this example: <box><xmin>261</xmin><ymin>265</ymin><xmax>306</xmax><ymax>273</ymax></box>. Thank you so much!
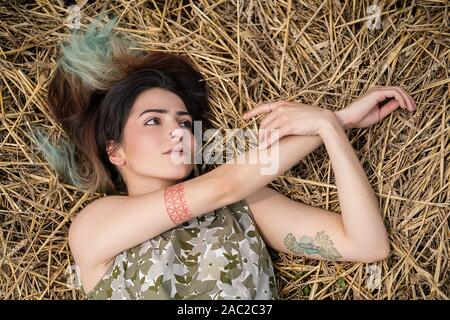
<box><xmin>360</xmin><ymin>243</ymin><xmax>391</xmax><ymax>263</ymax></box>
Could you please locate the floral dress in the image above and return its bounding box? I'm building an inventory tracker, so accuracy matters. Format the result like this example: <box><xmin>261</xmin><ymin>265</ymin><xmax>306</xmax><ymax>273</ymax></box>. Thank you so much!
<box><xmin>82</xmin><ymin>199</ymin><xmax>279</xmax><ymax>300</ymax></box>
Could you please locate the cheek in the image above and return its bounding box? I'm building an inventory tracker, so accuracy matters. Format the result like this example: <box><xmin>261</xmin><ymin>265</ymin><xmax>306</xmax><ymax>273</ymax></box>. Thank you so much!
<box><xmin>124</xmin><ymin>127</ymin><xmax>162</xmax><ymax>157</ymax></box>
<box><xmin>136</xmin><ymin>134</ymin><xmax>160</xmax><ymax>150</ymax></box>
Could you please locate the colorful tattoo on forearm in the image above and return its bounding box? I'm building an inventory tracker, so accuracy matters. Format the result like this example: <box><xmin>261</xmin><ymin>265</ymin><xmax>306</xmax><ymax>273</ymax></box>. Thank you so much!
<box><xmin>164</xmin><ymin>183</ymin><xmax>192</xmax><ymax>224</ymax></box>
<box><xmin>283</xmin><ymin>231</ymin><xmax>342</xmax><ymax>261</ymax></box>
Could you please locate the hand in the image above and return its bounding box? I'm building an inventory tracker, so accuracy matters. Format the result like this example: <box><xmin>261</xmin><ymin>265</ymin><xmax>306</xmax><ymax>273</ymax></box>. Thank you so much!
<box><xmin>336</xmin><ymin>86</ymin><xmax>417</xmax><ymax>129</ymax></box>
<box><xmin>242</xmin><ymin>100</ymin><xmax>338</xmax><ymax>150</ymax></box>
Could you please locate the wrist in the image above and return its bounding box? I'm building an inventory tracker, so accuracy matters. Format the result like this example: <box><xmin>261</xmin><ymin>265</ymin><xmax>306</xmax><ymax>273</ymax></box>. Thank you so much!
<box><xmin>334</xmin><ymin>109</ymin><xmax>352</xmax><ymax>129</ymax></box>
<box><xmin>317</xmin><ymin>111</ymin><xmax>344</xmax><ymax>137</ymax></box>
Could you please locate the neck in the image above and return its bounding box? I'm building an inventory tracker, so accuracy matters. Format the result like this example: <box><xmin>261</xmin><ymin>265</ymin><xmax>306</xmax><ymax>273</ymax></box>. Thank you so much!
<box><xmin>123</xmin><ymin>174</ymin><xmax>179</xmax><ymax>197</ymax></box>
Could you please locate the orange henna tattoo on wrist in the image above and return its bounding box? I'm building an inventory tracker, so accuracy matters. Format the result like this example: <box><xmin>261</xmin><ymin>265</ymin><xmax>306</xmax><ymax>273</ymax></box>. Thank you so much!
<box><xmin>164</xmin><ymin>183</ymin><xmax>192</xmax><ymax>224</ymax></box>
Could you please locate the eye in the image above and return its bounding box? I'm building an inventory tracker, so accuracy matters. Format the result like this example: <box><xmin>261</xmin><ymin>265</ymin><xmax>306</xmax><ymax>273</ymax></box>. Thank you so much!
<box><xmin>180</xmin><ymin>120</ymin><xmax>192</xmax><ymax>128</ymax></box>
<box><xmin>144</xmin><ymin>117</ymin><xmax>160</xmax><ymax>125</ymax></box>
<box><xmin>144</xmin><ymin>118</ymin><xmax>192</xmax><ymax>128</ymax></box>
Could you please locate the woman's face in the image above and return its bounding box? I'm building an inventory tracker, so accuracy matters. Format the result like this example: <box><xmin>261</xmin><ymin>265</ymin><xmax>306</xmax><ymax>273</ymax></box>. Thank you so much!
<box><xmin>112</xmin><ymin>87</ymin><xmax>197</xmax><ymax>185</ymax></box>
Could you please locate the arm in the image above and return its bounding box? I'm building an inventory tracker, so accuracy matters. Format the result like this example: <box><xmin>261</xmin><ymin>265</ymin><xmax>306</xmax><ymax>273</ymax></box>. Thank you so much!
<box><xmin>68</xmin><ymin>108</ymin><xmax>338</xmax><ymax>276</ymax></box>
<box><xmin>250</xmin><ymin>109</ymin><xmax>350</xmax><ymax>165</ymax></box>
<box><xmin>246</xmin><ymin>118</ymin><xmax>389</xmax><ymax>264</ymax></box>
<box><xmin>320</xmin><ymin>119</ymin><xmax>389</xmax><ymax>254</ymax></box>
<box><xmin>242</xmin><ymin>86</ymin><xmax>416</xmax><ymax>262</ymax></box>
<box><xmin>221</xmin><ymin>108</ymin><xmax>354</xmax><ymax>205</ymax></box>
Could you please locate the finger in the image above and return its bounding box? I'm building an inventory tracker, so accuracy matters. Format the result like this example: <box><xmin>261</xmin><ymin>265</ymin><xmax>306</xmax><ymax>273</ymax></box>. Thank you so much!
<box><xmin>258</xmin><ymin>110</ymin><xmax>283</xmax><ymax>142</ymax></box>
<box><xmin>394</xmin><ymin>87</ymin><xmax>414</xmax><ymax>111</ymax></box>
<box><xmin>258</xmin><ymin>126</ymin><xmax>289</xmax><ymax>150</ymax></box>
<box><xmin>258</xmin><ymin>108</ymin><xmax>288</xmax><ymax>142</ymax></box>
<box><xmin>258</xmin><ymin>127</ymin><xmax>271</xmax><ymax>146</ymax></box>
<box><xmin>410</xmin><ymin>92</ymin><xmax>417</xmax><ymax>111</ymax></box>
<box><xmin>243</xmin><ymin>102</ymin><xmax>274</xmax><ymax>119</ymax></box>
<box><xmin>243</xmin><ymin>100</ymin><xmax>286</xmax><ymax>119</ymax></box>
<box><xmin>389</xmin><ymin>86</ymin><xmax>417</xmax><ymax>112</ymax></box>
<box><xmin>408</xmin><ymin>93</ymin><xmax>417</xmax><ymax>111</ymax></box>
<box><xmin>379</xmin><ymin>99</ymin><xmax>400</xmax><ymax>120</ymax></box>
<box><xmin>370</xmin><ymin>86</ymin><xmax>415</xmax><ymax>111</ymax></box>
<box><xmin>396</xmin><ymin>86</ymin><xmax>417</xmax><ymax>111</ymax></box>
<box><xmin>373</xmin><ymin>88</ymin><xmax>409</xmax><ymax>111</ymax></box>
<box><xmin>259</xmin><ymin>116</ymin><xmax>287</xmax><ymax>143</ymax></box>
<box><xmin>258</xmin><ymin>128</ymin><xmax>274</xmax><ymax>150</ymax></box>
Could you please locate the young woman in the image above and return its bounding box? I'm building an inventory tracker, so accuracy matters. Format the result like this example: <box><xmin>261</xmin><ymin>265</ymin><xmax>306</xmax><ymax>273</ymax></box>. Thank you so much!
<box><xmin>38</xmin><ymin>16</ymin><xmax>416</xmax><ymax>299</ymax></box>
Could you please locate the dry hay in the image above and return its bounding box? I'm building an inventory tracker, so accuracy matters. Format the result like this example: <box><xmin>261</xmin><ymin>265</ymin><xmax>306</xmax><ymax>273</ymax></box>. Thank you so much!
<box><xmin>0</xmin><ymin>0</ymin><xmax>448</xmax><ymax>299</ymax></box>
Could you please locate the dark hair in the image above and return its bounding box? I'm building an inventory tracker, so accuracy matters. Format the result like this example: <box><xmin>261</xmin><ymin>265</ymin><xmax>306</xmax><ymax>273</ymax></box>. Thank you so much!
<box><xmin>85</xmin><ymin>62</ymin><xmax>211</xmax><ymax>195</ymax></box>
<box><xmin>36</xmin><ymin>15</ymin><xmax>211</xmax><ymax>195</ymax></box>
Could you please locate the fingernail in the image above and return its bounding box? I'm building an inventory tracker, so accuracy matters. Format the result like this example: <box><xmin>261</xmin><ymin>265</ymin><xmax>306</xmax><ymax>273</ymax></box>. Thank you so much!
<box><xmin>259</xmin><ymin>137</ymin><xmax>265</xmax><ymax>145</ymax></box>
<box><xmin>258</xmin><ymin>140</ymin><xmax>266</xmax><ymax>150</ymax></box>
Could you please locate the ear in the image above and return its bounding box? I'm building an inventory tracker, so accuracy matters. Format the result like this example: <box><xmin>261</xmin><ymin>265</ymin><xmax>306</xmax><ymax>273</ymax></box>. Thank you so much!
<box><xmin>106</xmin><ymin>140</ymin><xmax>126</xmax><ymax>166</ymax></box>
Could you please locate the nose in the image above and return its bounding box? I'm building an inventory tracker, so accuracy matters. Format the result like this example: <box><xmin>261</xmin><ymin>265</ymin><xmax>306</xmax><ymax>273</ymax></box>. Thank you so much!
<box><xmin>169</xmin><ymin>127</ymin><xmax>184</xmax><ymax>142</ymax></box>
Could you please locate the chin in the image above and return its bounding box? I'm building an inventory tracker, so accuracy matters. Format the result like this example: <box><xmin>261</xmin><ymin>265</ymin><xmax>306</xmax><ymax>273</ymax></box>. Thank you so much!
<box><xmin>167</xmin><ymin>165</ymin><xmax>193</xmax><ymax>180</ymax></box>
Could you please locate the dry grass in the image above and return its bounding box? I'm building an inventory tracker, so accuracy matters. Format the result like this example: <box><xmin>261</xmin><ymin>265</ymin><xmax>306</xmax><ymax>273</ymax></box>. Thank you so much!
<box><xmin>0</xmin><ymin>0</ymin><xmax>448</xmax><ymax>300</ymax></box>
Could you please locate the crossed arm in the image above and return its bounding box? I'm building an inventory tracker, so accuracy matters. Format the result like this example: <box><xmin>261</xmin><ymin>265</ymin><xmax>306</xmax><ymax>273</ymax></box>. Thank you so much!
<box><xmin>243</xmin><ymin>116</ymin><xmax>390</xmax><ymax>263</ymax></box>
<box><xmin>71</xmin><ymin>90</ymin><xmax>418</xmax><ymax>294</ymax></box>
<box><xmin>240</xmin><ymin>86</ymin><xmax>417</xmax><ymax>263</ymax></box>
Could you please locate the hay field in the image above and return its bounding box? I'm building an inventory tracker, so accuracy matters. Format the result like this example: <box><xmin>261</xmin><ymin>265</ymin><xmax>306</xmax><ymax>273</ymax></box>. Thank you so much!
<box><xmin>0</xmin><ymin>0</ymin><xmax>448</xmax><ymax>299</ymax></box>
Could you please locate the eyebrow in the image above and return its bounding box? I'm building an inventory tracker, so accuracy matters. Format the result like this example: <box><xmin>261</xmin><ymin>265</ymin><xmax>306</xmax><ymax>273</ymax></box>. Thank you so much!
<box><xmin>138</xmin><ymin>108</ymin><xmax>193</xmax><ymax>120</ymax></box>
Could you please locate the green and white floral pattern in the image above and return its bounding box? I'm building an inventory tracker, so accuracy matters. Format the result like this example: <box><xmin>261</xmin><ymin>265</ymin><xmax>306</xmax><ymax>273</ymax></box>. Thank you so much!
<box><xmin>83</xmin><ymin>199</ymin><xmax>278</xmax><ymax>300</ymax></box>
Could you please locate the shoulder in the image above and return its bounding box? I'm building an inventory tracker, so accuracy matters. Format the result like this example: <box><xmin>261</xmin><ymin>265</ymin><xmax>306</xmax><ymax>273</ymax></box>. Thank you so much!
<box><xmin>68</xmin><ymin>195</ymin><xmax>124</xmax><ymax>237</ymax></box>
<box><xmin>68</xmin><ymin>195</ymin><xmax>120</xmax><ymax>294</ymax></box>
<box><xmin>68</xmin><ymin>196</ymin><xmax>122</xmax><ymax>264</ymax></box>
<box><xmin>68</xmin><ymin>195</ymin><xmax>127</xmax><ymax>251</ymax></box>
<box><xmin>68</xmin><ymin>197</ymin><xmax>100</xmax><ymax>244</ymax></box>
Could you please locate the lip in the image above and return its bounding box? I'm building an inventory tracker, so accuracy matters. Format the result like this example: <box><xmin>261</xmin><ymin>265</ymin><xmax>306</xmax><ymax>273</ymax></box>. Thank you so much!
<box><xmin>163</xmin><ymin>147</ymin><xmax>184</xmax><ymax>155</ymax></box>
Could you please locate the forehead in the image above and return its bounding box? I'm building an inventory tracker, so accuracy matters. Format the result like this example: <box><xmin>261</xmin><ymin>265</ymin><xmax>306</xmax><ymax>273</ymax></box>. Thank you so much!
<box><xmin>132</xmin><ymin>87</ymin><xmax>187</xmax><ymax>116</ymax></box>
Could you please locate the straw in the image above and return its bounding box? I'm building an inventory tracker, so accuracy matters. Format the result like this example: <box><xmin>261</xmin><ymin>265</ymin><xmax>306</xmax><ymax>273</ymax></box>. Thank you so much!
<box><xmin>0</xmin><ymin>0</ymin><xmax>448</xmax><ymax>299</ymax></box>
